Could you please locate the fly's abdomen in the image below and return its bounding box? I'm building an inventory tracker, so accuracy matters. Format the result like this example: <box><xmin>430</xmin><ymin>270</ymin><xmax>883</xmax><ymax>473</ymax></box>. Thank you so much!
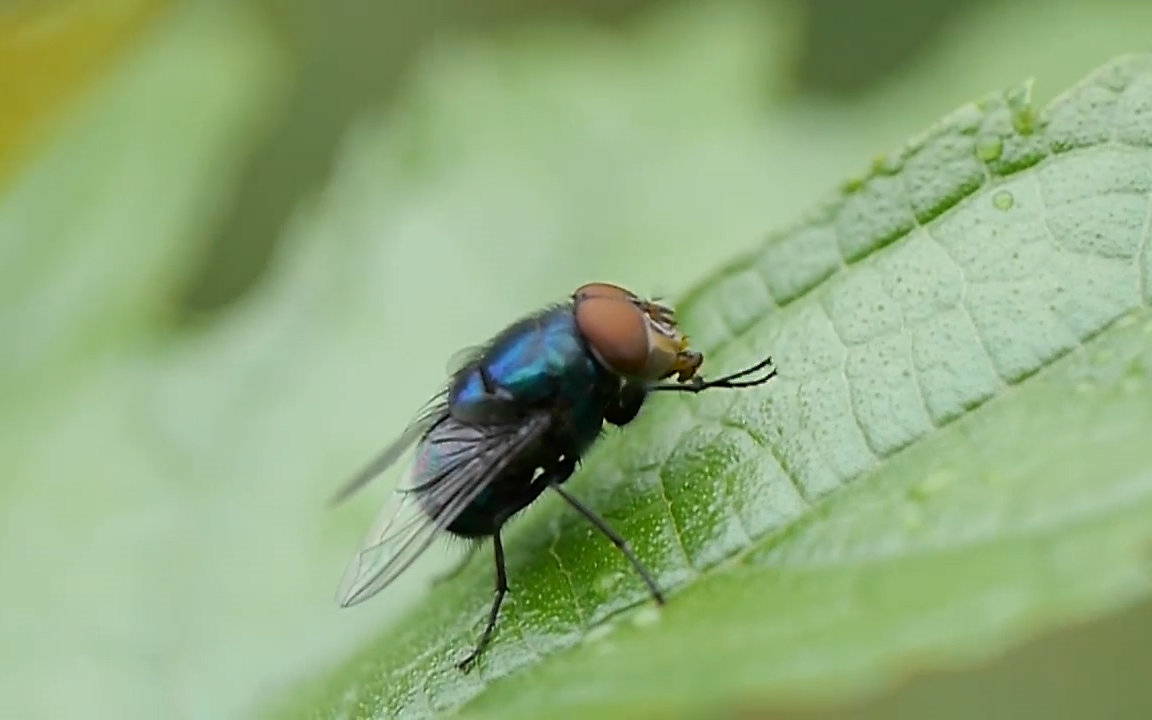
<box><xmin>443</xmin><ymin>496</ymin><xmax>498</xmax><ymax>538</ymax></box>
<box><xmin>443</xmin><ymin>473</ymin><xmax>544</xmax><ymax>537</ymax></box>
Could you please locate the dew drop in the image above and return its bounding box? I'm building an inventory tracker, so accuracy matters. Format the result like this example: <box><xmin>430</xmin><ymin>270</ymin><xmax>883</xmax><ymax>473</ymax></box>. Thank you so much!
<box><xmin>1007</xmin><ymin>80</ymin><xmax>1037</xmax><ymax>135</ymax></box>
<box><xmin>992</xmin><ymin>190</ymin><xmax>1015</xmax><ymax>210</ymax></box>
<box><xmin>1013</xmin><ymin>107</ymin><xmax>1036</xmax><ymax>135</ymax></box>
<box><xmin>976</xmin><ymin>135</ymin><xmax>1003</xmax><ymax>162</ymax></box>
<box><xmin>872</xmin><ymin>152</ymin><xmax>903</xmax><ymax>175</ymax></box>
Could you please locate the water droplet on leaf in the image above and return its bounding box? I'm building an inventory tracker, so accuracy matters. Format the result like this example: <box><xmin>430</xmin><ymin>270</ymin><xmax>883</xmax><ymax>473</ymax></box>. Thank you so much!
<box><xmin>1007</xmin><ymin>79</ymin><xmax>1037</xmax><ymax>135</ymax></box>
<box><xmin>992</xmin><ymin>190</ymin><xmax>1015</xmax><ymax>210</ymax></box>
<box><xmin>976</xmin><ymin>135</ymin><xmax>1003</xmax><ymax>162</ymax></box>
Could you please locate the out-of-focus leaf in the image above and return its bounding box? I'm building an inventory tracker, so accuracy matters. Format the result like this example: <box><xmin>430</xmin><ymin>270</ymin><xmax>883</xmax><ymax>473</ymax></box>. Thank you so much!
<box><xmin>0</xmin><ymin>0</ymin><xmax>168</xmax><ymax>189</ymax></box>
<box><xmin>0</xmin><ymin>1</ymin><xmax>280</xmax><ymax>403</ymax></box>
<box><xmin>0</xmin><ymin>3</ymin><xmax>281</xmax><ymax>718</ymax></box>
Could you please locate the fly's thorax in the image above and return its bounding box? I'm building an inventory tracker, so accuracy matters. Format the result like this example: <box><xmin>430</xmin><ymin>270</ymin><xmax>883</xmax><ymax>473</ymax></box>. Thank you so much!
<box><xmin>447</xmin><ymin>307</ymin><xmax>612</xmax><ymax>421</ymax></box>
<box><xmin>572</xmin><ymin>282</ymin><xmax>704</xmax><ymax>383</ymax></box>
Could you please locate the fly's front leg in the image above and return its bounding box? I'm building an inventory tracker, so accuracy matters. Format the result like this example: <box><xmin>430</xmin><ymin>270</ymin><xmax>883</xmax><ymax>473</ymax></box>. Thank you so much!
<box><xmin>647</xmin><ymin>356</ymin><xmax>777</xmax><ymax>394</ymax></box>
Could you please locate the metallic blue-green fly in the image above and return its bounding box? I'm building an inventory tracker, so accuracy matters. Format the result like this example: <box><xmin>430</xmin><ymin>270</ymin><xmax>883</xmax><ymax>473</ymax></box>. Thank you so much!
<box><xmin>331</xmin><ymin>282</ymin><xmax>777</xmax><ymax>671</ymax></box>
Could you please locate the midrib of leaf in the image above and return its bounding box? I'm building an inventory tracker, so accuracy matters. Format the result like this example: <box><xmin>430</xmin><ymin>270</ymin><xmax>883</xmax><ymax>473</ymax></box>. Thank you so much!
<box><xmin>287</xmin><ymin>54</ymin><xmax>1152</xmax><ymax>719</ymax></box>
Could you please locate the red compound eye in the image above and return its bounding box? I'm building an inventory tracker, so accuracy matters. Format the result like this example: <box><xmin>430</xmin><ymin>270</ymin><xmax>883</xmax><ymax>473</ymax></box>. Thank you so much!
<box><xmin>573</xmin><ymin>283</ymin><xmax>650</xmax><ymax>377</ymax></box>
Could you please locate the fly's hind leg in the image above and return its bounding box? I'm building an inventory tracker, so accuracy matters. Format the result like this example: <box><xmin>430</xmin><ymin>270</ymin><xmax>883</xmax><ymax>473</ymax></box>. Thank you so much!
<box><xmin>430</xmin><ymin>540</ymin><xmax>482</xmax><ymax>588</ymax></box>
<box><xmin>456</xmin><ymin>530</ymin><xmax>509</xmax><ymax>672</ymax></box>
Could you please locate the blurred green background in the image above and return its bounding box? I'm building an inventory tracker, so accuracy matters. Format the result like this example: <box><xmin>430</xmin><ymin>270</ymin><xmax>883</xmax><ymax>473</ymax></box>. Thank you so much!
<box><xmin>2</xmin><ymin>0</ymin><xmax>1150</xmax><ymax>718</ymax></box>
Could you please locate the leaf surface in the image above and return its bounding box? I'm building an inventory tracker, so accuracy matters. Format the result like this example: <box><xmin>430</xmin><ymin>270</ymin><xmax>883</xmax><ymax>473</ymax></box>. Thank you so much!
<box><xmin>290</xmin><ymin>54</ymin><xmax>1152</xmax><ymax>720</ymax></box>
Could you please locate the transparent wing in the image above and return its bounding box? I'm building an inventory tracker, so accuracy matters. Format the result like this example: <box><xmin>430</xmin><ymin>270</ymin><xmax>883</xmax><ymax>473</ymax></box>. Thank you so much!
<box><xmin>335</xmin><ymin>411</ymin><xmax>552</xmax><ymax>607</ymax></box>
<box><xmin>330</xmin><ymin>339</ymin><xmax>488</xmax><ymax>506</ymax></box>
<box><xmin>328</xmin><ymin>395</ymin><xmax>449</xmax><ymax>506</ymax></box>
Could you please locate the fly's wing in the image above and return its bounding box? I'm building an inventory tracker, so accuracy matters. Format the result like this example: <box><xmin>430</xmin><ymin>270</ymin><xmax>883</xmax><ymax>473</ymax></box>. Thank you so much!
<box><xmin>335</xmin><ymin>410</ymin><xmax>552</xmax><ymax>607</ymax></box>
<box><xmin>328</xmin><ymin>395</ymin><xmax>449</xmax><ymax>506</ymax></box>
<box><xmin>330</xmin><ymin>341</ymin><xmax>490</xmax><ymax>507</ymax></box>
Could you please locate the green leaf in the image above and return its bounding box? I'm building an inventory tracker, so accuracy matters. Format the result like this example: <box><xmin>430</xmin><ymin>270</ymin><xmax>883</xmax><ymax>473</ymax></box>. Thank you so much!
<box><xmin>0</xmin><ymin>4</ymin><xmax>283</xmax><ymax>718</ymax></box>
<box><xmin>285</xmin><ymin>54</ymin><xmax>1152</xmax><ymax>719</ymax></box>
<box><xmin>0</xmin><ymin>1</ymin><xmax>282</xmax><ymax>402</ymax></box>
<box><xmin>8</xmin><ymin>0</ymin><xmax>1152</xmax><ymax>717</ymax></box>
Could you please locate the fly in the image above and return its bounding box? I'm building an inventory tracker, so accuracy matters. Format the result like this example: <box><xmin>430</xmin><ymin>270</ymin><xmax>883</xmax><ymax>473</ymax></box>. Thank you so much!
<box><xmin>330</xmin><ymin>282</ymin><xmax>777</xmax><ymax>671</ymax></box>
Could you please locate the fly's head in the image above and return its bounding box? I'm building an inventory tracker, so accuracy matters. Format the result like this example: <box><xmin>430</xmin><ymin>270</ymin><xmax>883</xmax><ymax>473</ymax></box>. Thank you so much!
<box><xmin>572</xmin><ymin>282</ymin><xmax>704</xmax><ymax>384</ymax></box>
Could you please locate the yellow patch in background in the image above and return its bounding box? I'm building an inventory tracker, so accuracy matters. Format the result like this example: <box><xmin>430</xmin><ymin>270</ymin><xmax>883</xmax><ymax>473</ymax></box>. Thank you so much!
<box><xmin>0</xmin><ymin>0</ymin><xmax>168</xmax><ymax>190</ymax></box>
